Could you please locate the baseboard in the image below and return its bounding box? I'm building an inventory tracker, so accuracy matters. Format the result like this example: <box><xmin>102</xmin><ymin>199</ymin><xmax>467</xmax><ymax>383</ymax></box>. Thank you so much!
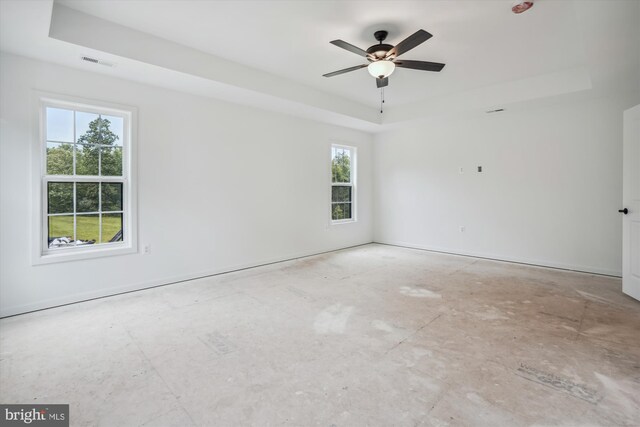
<box><xmin>374</xmin><ymin>240</ymin><xmax>622</xmax><ymax>278</ymax></box>
<box><xmin>0</xmin><ymin>241</ymin><xmax>374</xmax><ymax>318</ymax></box>
<box><xmin>3</xmin><ymin>239</ymin><xmax>620</xmax><ymax>317</ymax></box>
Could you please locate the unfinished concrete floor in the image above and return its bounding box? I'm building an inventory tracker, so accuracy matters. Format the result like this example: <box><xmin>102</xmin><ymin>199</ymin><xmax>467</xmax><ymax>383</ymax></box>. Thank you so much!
<box><xmin>1</xmin><ymin>244</ymin><xmax>639</xmax><ymax>426</ymax></box>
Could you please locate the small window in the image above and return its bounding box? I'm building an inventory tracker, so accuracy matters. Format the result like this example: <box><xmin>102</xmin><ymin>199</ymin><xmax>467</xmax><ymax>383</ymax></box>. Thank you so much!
<box><xmin>331</xmin><ymin>144</ymin><xmax>356</xmax><ymax>222</ymax></box>
<box><xmin>37</xmin><ymin>97</ymin><xmax>136</xmax><ymax>262</ymax></box>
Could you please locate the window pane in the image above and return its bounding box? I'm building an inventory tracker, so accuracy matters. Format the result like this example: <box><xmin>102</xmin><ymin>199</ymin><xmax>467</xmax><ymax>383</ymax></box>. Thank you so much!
<box><xmin>102</xmin><ymin>183</ymin><xmax>123</xmax><ymax>212</ymax></box>
<box><xmin>344</xmin><ymin>203</ymin><xmax>352</xmax><ymax>219</ymax></box>
<box><xmin>102</xmin><ymin>115</ymin><xmax>124</xmax><ymax>147</ymax></box>
<box><xmin>46</xmin><ymin>107</ymin><xmax>73</xmax><ymax>142</ymax></box>
<box><xmin>76</xmin><ymin>214</ymin><xmax>99</xmax><ymax>244</ymax></box>
<box><xmin>332</xmin><ymin>186</ymin><xmax>352</xmax><ymax>203</ymax></box>
<box><xmin>76</xmin><ymin>182</ymin><xmax>99</xmax><ymax>213</ymax></box>
<box><xmin>75</xmin><ymin>111</ymin><xmax>99</xmax><ymax>143</ymax></box>
<box><xmin>102</xmin><ymin>213</ymin><xmax>123</xmax><ymax>243</ymax></box>
<box><xmin>331</xmin><ymin>203</ymin><xmax>352</xmax><ymax>221</ymax></box>
<box><xmin>76</xmin><ymin>144</ymin><xmax>99</xmax><ymax>175</ymax></box>
<box><xmin>100</xmin><ymin>146</ymin><xmax>123</xmax><ymax>176</ymax></box>
<box><xmin>77</xmin><ymin>112</ymin><xmax>120</xmax><ymax>146</ymax></box>
<box><xmin>332</xmin><ymin>148</ymin><xmax>351</xmax><ymax>183</ymax></box>
<box><xmin>46</xmin><ymin>142</ymin><xmax>73</xmax><ymax>175</ymax></box>
<box><xmin>47</xmin><ymin>182</ymin><xmax>73</xmax><ymax>214</ymax></box>
<box><xmin>48</xmin><ymin>215</ymin><xmax>74</xmax><ymax>247</ymax></box>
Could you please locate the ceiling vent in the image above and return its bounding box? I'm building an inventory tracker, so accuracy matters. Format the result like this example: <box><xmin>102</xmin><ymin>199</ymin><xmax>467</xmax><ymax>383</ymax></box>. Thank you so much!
<box><xmin>81</xmin><ymin>56</ymin><xmax>114</xmax><ymax>67</ymax></box>
<box><xmin>512</xmin><ymin>1</ymin><xmax>534</xmax><ymax>14</ymax></box>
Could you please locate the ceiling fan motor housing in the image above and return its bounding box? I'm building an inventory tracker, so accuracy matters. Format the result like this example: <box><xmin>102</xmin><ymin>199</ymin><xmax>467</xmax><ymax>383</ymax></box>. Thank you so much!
<box><xmin>366</xmin><ymin>44</ymin><xmax>393</xmax><ymax>61</ymax></box>
<box><xmin>367</xmin><ymin>30</ymin><xmax>393</xmax><ymax>61</ymax></box>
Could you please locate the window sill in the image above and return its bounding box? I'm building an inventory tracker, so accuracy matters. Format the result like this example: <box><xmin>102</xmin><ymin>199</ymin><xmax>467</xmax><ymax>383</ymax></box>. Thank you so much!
<box><xmin>331</xmin><ymin>219</ymin><xmax>357</xmax><ymax>226</ymax></box>
<box><xmin>34</xmin><ymin>243</ymin><xmax>137</xmax><ymax>265</ymax></box>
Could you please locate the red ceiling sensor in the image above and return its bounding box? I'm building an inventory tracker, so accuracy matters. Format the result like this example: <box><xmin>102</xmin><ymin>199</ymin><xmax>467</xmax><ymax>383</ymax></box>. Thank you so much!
<box><xmin>512</xmin><ymin>1</ymin><xmax>534</xmax><ymax>14</ymax></box>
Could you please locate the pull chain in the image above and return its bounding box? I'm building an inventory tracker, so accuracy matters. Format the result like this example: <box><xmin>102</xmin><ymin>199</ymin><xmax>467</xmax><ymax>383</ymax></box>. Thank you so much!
<box><xmin>380</xmin><ymin>88</ymin><xmax>385</xmax><ymax>114</ymax></box>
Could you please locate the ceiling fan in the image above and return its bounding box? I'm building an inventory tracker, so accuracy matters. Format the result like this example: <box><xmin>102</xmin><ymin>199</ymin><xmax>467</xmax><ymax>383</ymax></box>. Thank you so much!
<box><xmin>323</xmin><ymin>29</ymin><xmax>445</xmax><ymax>88</ymax></box>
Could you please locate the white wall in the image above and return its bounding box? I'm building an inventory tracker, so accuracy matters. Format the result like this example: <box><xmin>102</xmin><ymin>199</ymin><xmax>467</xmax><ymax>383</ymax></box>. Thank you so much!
<box><xmin>1</xmin><ymin>51</ymin><xmax>635</xmax><ymax>317</ymax></box>
<box><xmin>374</xmin><ymin>96</ymin><xmax>634</xmax><ymax>276</ymax></box>
<box><xmin>0</xmin><ymin>53</ymin><xmax>373</xmax><ymax>317</ymax></box>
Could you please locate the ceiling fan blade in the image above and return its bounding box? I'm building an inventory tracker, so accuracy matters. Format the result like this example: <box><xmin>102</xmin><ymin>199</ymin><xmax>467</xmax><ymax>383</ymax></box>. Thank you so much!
<box><xmin>386</xmin><ymin>29</ymin><xmax>433</xmax><ymax>59</ymax></box>
<box><xmin>330</xmin><ymin>40</ymin><xmax>369</xmax><ymax>57</ymax></box>
<box><xmin>395</xmin><ymin>60</ymin><xmax>445</xmax><ymax>72</ymax></box>
<box><xmin>323</xmin><ymin>64</ymin><xmax>368</xmax><ymax>78</ymax></box>
<box><xmin>376</xmin><ymin>77</ymin><xmax>389</xmax><ymax>88</ymax></box>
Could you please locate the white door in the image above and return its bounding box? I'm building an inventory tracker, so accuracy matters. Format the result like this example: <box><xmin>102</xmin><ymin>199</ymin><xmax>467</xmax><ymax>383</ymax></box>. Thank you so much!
<box><xmin>622</xmin><ymin>104</ymin><xmax>640</xmax><ymax>301</ymax></box>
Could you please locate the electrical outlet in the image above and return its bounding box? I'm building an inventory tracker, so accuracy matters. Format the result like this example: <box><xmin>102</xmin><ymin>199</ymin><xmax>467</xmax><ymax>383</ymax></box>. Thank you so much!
<box><xmin>460</xmin><ymin>226</ymin><xmax>465</xmax><ymax>232</ymax></box>
<box><xmin>144</xmin><ymin>245</ymin><xmax>151</xmax><ymax>254</ymax></box>
<box><xmin>477</xmin><ymin>166</ymin><xmax>483</xmax><ymax>172</ymax></box>
<box><xmin>459</xmin><ymin>167</ymin><xmax>464</xmax><ymax>174</ymax></box>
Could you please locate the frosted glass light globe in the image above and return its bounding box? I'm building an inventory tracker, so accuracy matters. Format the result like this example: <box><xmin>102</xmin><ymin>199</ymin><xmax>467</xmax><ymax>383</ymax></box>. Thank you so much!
<box><xmin>367</xmin><ymin>60</ymin><xmax>395</xmax><ymax>78</ymax></box>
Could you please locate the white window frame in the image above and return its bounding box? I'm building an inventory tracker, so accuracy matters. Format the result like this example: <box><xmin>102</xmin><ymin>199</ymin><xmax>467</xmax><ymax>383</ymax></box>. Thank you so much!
<box><xmin>32</xmin><ymin>93</ymin><xmax>138</xmax><ymax>264</ymax></box>
<box><xmin>330</xmin><ymin>143</ymin><xmax>357</xmax><ymax>224</ymax></box>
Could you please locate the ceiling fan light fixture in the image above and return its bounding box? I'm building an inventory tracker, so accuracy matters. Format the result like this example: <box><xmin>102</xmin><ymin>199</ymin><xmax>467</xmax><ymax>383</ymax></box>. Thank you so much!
<box><xmin>324</xmin><ymin>29</ymin><xmax>445</xmax><ymax>89</ymax></box>
<box><xmin>367</xmin><ymin>60</ymin><xmax>395</xmax><ymax>79</ymax></box>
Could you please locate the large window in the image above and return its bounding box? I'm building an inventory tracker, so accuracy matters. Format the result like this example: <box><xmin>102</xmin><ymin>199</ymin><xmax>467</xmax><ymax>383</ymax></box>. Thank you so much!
<box><xmin>331</xmin><ymin>144</ymin><xmax>356</xmax><ymax>222</ymax></box>
<box><xmin>37</xmin><ymin>97</ymin><xmax>136</xmax><ymax>261</ymax></box>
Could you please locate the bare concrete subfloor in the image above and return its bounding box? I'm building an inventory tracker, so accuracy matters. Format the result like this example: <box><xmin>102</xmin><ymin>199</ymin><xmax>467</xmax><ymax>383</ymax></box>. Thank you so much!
<box><xmin>1</xmin><ymin>244</ymin><xmax>639</xmax><ymax>426</ymax></box>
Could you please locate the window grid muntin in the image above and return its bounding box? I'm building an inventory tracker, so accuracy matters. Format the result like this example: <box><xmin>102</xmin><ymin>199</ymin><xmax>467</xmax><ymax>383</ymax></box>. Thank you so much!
<box><xmin>43</xmin><ymin>103</ymin><xmax>128</xmax><ymax>251</ymax></box>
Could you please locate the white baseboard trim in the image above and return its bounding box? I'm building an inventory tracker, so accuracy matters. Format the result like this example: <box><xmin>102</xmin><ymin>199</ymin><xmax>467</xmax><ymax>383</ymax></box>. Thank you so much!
<box><xmin>0</xmin><ymin>241</ymin><xmax>373</xmax><ymax>318</ymax></box>
<box><xmin>2</xmin><ymin>239</ymin><xmax>620</xmax><ymax>317</ymax></box>
<box><xmin>375</xmin><ymin>240</ymin><xmax>622</xmax><ymax>277</ymax></box>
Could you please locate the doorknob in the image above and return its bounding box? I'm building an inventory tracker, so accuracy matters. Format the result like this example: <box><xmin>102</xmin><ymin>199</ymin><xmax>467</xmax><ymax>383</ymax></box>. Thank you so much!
<box><xmin>619</xmin><ymin>208</ymin><xmax>629</xmax><ymax>214</ymax></box>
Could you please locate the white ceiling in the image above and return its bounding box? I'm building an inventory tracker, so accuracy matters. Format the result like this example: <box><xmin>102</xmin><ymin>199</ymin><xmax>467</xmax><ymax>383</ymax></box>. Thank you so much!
<box><xmin>1</xmin><ymin>0</ymin><xmax>638</xmax><ymax>131</ymax></box>
<box><xmin>55</xmin><ymin>0</ymin><xmax>588</xmax><ymax>106</ymax></box>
